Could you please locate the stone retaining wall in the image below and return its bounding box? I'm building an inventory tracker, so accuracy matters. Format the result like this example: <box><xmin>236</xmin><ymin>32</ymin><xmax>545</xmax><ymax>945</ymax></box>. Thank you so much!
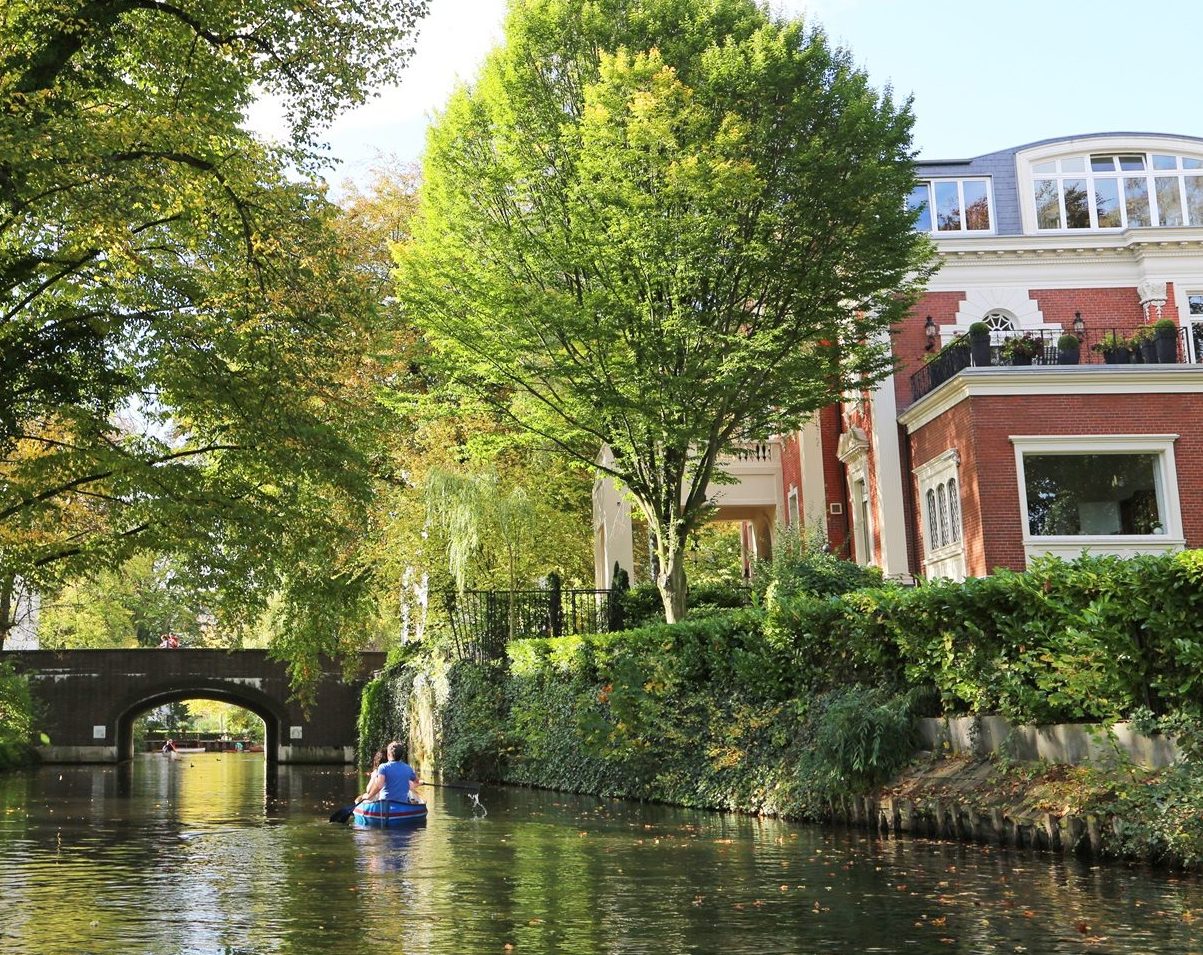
<box><xmin>917</xmin><ymin>715</ymin><xmax>1181</xmax><ymax>768</ymax></box>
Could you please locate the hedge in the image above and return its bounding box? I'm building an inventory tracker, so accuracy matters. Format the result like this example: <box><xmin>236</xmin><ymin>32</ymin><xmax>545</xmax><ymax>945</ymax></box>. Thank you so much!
<box><xmin>762</xmin><ymin>551</ymin><xmax>1203</xmax><ymax>724</ymax></box>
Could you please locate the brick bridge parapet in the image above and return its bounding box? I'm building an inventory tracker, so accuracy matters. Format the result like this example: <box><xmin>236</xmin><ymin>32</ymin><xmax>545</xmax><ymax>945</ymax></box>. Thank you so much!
<box><xmin>2</xmin><ymin>649</ymin><xmax>386</xmax><ymax>764</ymax></box>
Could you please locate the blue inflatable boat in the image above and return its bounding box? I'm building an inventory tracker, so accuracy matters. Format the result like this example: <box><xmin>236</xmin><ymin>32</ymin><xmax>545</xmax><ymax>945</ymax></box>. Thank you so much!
<box><xmin>351</xmin><ymin>799</ymin><xmax>428</xmax><ymax>828</ymax></box>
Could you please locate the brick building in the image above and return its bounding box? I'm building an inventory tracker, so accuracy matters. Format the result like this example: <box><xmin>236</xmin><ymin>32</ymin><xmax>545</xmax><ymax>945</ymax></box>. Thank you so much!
<box><xmin>594</xmin><ymin>132</ymin><xmax>1203</xmax><ymax>584</ymax></box>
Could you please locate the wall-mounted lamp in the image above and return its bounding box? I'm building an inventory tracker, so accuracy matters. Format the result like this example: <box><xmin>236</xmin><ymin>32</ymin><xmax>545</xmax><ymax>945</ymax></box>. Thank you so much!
<box><xmin>1072</xmin><ymin>311</ymin><xmax>1086</xmax><ymax>337</ymax></box>
<box><xmin>924</xmin><ymin>315</ymin><xmax>938</xmax><ymax>350</ymax></box>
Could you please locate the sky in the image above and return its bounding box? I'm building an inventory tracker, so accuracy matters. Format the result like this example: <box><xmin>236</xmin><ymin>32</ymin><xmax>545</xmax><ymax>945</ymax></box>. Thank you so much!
<box><xmin>247</xmin><ymin>0</ymin><xmax>1203</xmax><ymax>185</ymax></box>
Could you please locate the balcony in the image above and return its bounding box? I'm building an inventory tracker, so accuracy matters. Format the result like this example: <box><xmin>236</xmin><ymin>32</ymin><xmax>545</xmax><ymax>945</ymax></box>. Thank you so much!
<box><xmin>710</xmin><ymin>439</ymin><xmax>782</xmax><ymax>513</ymax></box>
<box><xmin>910</xmin><ymin>326</ymin><xmax>1197</xmax><ymax>404</ymax></box>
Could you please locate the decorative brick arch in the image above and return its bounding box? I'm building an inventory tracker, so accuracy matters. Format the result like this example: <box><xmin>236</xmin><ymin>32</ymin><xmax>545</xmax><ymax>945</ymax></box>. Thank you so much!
<box><xmin>945</xmin><ymin>287</ymin><xmax>1058</xmax><ymax>342</ymax></box>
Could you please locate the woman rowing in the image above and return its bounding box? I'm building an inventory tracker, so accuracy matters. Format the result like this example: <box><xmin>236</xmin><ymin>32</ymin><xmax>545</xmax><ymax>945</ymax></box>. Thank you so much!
<box><xmin>357</xmin><ymin>741</ymin><xmax>422</xmax><ymax>807</ymax></box>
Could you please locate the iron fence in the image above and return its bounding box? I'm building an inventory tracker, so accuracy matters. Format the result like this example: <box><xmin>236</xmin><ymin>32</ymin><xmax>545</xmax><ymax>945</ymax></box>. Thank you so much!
<box><xmin>440</xmin><ymin>577</ymin><xmax>619</xmax><ymax>663</ymax></box>
<box><xmin>911</xmin><ymin>325</ymin><xmax>1196</xmax><ymax>403</ymax></box>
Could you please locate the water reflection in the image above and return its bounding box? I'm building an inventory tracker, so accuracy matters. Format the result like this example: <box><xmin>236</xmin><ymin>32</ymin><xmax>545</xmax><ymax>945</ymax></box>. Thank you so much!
<box><xmin>0</xmin><ymin>756</ymin><xmax>1201</xmax><ymax>954</ymax></box>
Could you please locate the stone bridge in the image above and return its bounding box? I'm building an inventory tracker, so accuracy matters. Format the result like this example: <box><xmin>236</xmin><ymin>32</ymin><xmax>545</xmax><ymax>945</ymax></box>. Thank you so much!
<box><xmin>3</xmin><ymin>649</ymin><xmax>385</xmax><ymax>764</ymax></box>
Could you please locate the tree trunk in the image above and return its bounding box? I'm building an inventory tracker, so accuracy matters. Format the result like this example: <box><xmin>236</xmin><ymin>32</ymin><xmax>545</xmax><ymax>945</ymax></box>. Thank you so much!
<box><xmin>0</xmin><ymin>574</ymin><xmax>13</xmax><ymax>651</ymax></box>
<box><xmin>656</xmin><ymin>546</ymin><xmax>687</xmax><ymax>623</ymax></box>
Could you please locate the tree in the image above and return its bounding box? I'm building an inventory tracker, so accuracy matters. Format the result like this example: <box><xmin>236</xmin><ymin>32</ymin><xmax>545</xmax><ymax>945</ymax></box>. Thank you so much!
<box><xmin>37</xmin><ymin>551</ymin><xmax>210</xmax><ymax>649</ymax></box>
<box><xmin>0</xmin><ymin>1</ymin><xmax>428</xmax><ymax>661</ymax></box>
<box><xmin>396</xmin><ymin>0</ymin><xmax>933</xmax><ymax>622</ymax></box>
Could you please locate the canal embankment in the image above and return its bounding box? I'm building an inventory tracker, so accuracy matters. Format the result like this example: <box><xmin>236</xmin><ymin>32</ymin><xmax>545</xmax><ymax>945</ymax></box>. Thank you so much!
<box><xmin>359</xmin><ymin>551</ymin><xmax>1203</xmax><ymax>870</ymax></box>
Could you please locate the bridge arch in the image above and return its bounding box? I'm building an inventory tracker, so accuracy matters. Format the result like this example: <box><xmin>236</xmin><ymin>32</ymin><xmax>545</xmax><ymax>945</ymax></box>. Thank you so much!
<box><xmin>4</xmin><ymin>649</ymin><xmax>384</xmax><ymax>764</ymax></box>
<box><xmin>113</xmin><ymin>678</ymin><xmax>289</xmax><ymax>764</ymax></box>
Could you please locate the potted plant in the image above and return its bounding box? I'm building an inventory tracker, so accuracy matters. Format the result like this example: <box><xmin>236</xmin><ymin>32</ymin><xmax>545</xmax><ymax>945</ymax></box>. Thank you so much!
<box><xmin>1154</xmin><ymin>318</ymin><xmax>1179</xmax><ymax>363</ymax></box>
<box><xmin>1092</xmin><ymin>330</ymin><xmax>1130</xmax><ymax>364</ymax></box>
<box><xmin>1000</xmin><ymin>333</ymin><xmax>1042</xmax><ymax>366</ymax></box>
<box><xmin>1131</xmin><ymin>325</ymin><xmax>1157</xmax><ymax>364</ymax></box>
<box><xmin>967</xmin><ymin>321</ymin><xmax>991</xmax><ymax>367</ymax></box>
<box><xmin>1056</xmin><ymin>333</ymin><xmax>1080</xmax><ymax>365</ymax></box>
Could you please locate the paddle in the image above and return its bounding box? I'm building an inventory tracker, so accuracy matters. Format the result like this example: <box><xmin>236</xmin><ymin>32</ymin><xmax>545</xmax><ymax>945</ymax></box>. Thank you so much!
<box><xmin>420</xmin><ymin>780</ymin><xmax>481</xmax><ymax>792</ymax></box>
<box><xmin>327</xmin><ymin>780</ymin><xmax>483</xmax><ymax>823</ymax></box>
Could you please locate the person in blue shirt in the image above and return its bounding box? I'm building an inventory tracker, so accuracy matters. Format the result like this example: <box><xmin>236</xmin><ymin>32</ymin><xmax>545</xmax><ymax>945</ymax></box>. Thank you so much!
<box><xmin>357</xmin><ymin>740</ymin><xmax>422</xmax><ymax>805</ymax></box>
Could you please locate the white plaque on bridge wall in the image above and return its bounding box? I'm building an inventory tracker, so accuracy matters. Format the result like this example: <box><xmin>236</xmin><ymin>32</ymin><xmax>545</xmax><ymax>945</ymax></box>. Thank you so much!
<box><xmin>290</xmin><ymin>725</ymin><xmax>303</xmax><ymax>740</ymax></box>
<box><xmin>93</xmin><ymin>725</ymin><xmax>106</xmax><ymax>739</ymax></box>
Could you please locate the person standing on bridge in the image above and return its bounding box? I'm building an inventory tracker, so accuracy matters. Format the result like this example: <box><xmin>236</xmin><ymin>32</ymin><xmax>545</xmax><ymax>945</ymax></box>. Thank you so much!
<box><xmin>357</xmin><ymin>741</ymin><xmax>422</xmax><ymax>805</ymax></box>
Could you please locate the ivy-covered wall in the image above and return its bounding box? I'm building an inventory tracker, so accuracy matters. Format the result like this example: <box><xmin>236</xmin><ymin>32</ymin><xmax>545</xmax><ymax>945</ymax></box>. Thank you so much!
<box><xmin>359</xmin><ymin>551</ymin><xmax>1203</xmax><ymax>863</ymax></box>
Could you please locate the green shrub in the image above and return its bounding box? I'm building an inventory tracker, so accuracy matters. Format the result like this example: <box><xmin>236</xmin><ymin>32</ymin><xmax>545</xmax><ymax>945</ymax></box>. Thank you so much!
<box><xmin>753</xmin><ymin>523</ymin><xmax>882</xmax><ymax>603</ymax></box>
<box><xmin>799</xmin><ymin>685</ymin><xmax>918</xmax><ymax>802</ymax></box>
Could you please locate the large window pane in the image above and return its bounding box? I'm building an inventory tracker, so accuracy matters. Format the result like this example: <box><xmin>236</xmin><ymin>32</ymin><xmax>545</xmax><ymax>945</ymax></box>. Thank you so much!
<box><xmin>1094</xmin><ymin>178</ymin><xmax>1121</xmax><ymax>227</ymax></box>
<box><xmin>1156</xmin><ymin>177</ymin><xmax>1184</xmax><ymax>225</ymax></box>
<box><xmin>948</xmin><ymin>479</ymin><xmax>961</xmax><ymax>542</ymax></box>
<box><xmin>1064</xmin><ymin>179</ymin><xmax>1090</xmax><ymax>228</ymax></box>
<box><xmin>1124</xmin><ymin>177</ymin><xmax>1151</xmax><ymax>227</ymax></box>
<box><xmin>1034</xmin><ymin>179</ymin><xmax>1061</xmax><ymax>229</ymax></box>
<box><xmin>1023</xmin><ymin>453</ymin><xmax>1162</xmax><ymax>536</ymax></box>
<box><xmin>937</xmin><ymin>485</ymin><xmax>949</xmax><ymax>547</ymax></box>
<box><xmin>1185</xmin><ymin>176</ymin><xmax>1203</xmax><ymax>226</ymax></box>
<box><xmin>908</xmin><ymin>184</ymin><xmax>932</xmax><ymax>231</ymax></box>
<box><xmin>934</xmin><ymin>181</ymin><xmax>962</xmax><ymax>231</ymax></box>
<box><xmin>1190</xmin><ymin>294</ymin><xmax>1203</xmax><ymax>316</ymax></box>
<box><xmin>963</xmin><ymin>180</ymin><xmax>990</xmax><ymax>230</ymax></box>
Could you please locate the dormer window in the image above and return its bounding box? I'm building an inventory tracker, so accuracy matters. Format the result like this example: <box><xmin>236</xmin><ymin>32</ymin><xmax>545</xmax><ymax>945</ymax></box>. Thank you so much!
<box><xmin>908</xmin><ymin>178</ymin><xmax>993</xmax><ymax>234</ymax></box>
<box><xmin>1030</xmin><ymin>150</ymin><xmax>1203</xmax><ymax>231</ymax></box>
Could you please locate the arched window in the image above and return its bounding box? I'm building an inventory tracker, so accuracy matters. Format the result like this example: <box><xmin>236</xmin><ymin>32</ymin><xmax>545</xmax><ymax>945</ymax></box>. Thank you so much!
<box><xmin>937</xmin><ymin>484</ymin><xmax>949</xmax><ymax>547</ymax></box>
<box><xmin>947</xmin><ymin>478</ymin><xmax>961</xmax><ymax>543</ymax></box>
<box><xmin>983</xmin><ymin>310</ymin><xmax>1016</xmax><ymax>332</ymax></box>
<box><xmin>926</xmin><ymin>489</ymin><xmax>939</xmax><ymax>545</ymax></box>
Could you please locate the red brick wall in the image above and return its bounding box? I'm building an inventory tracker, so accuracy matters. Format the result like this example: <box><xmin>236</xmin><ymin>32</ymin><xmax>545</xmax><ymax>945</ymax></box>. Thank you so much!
<box><xmin>908</xmin><ymin>400</ymin><xmax>983</xmax><ymax>576</ymax></box>
<box><xmin>895</xmin><ymin>291</ymin><xmax>966</xmax><ymax>412</ymax></box>
<box><xmin>909</xmin><ymin>390</ymin><xmax>1203</xmax><ymax>576</ymax></box>
<box><xmin>1030</xmin><ymin>286</ymin><xmax>1143</xmax><ymax>342</ymax></box>
<box><xmin>820</xmin><ymin>405</ymin><xmax>848</xmax><ymax>552</ymax></box>
<box><xmin>780</xmin><ymin>430</ymin><xmax>802</xmax><ymax>524</ymax></box>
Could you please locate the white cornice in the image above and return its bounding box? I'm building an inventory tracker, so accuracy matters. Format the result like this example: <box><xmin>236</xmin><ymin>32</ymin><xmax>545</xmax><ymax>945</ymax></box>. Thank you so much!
<box><xmin>898</xmin><ymin>366</ymin><xmax>1203</xmax><ymax>433</ymax></box>
<box><xmin>931</xmin><ymin>227</ymin><xmax>1203</xmax><ymax>264</ymax></box>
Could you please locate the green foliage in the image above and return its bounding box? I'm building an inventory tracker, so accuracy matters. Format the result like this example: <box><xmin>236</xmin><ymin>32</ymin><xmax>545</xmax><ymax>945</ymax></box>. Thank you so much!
<box><xmin>356</xmin><ymin>669</ymin><xmax>416</xmax><ymax>768</ymax></box>
<box><xmin>397</xmin><ymin>0</ymin><xmax>933</xmax><ymax>621</ymax></box>
<box><xmin>1097</xmin><ymin>761</ymin><xmax>1203</xmax><ymax>867</ymax></box>
<box><xmin>621</xmin><ymin>581</ymin><xmax>752</xmax><ymax>629</ymax></box>
<box><xmin>754</xmin><ymin>523</ymin><xmax>883</xmax><ymax>603</ymax></box>
<box><xmin>683</xmin><ymin>523</ymin><xmax>745</xmax><ymax>587</ymax></box>
<box><xmin>37</xmin><ymin>552</ymin><xmax>210</xmax><ymax>649</ymax></box>
<box><xmin>968</xmin><ymin>322</ymin><xmax>989</xmax><ymax>337</ymax></box>
<box><xmin>804</xmin><ymin>686</ymin><xmax>918</xmax><ymax>794</ymax></box>
<box><xmin>0</xmin><ymin>660</ymin><xmax>37</xmax><ymax>768</ymax></box>
<box><xmin>439</xmin><ymin>660</ymin><xmax>511</xmax><ymax>780</ymax></box>
<box><xmin>1154</xmin><ymin>318</ymin><xmax>1178</xmax><ymax>334</ymax></box>
<box><xmin>0</xmin><ymin>0</ymin><xmax>429</xmax><ymax>687</ymax></box>
<box><xmin>1057</xmin><ymin>334</ymin><xmax>1079</xmax><ymax>350</ymax></box>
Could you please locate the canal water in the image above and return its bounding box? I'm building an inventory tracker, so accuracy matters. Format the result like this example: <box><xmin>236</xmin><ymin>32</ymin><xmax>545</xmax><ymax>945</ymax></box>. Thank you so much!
<box><xmin>0</xmin><ymin>754</ymin><xmax>1200</xmax><ymax>954</ymax></box>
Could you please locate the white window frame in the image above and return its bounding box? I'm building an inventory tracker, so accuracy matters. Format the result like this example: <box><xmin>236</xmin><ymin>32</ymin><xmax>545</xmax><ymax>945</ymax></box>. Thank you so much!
<box><xmin>1017</xmin><ymin>136</ymin><xmax>1203</xmax><ymax>234</ymax></box>
<box><xmin>1011</xmin><ymin>434</ymin><xmax>1185</xmax><ymax>564</ymax></box>
<box><xmin>1184</xmin><ymin>290</ymin><xmax>1203</xmax><ymax>363</ymax></box>
<box><xmin>848</xmin><ymin>463</ymin><xmax>874</xmax><ymax>567</ymax></box>
<box><xmin>787</xmin><ymin>487</ymin><xmax>800</xmax><ymax>527</ymax></box>
<box><xmin>910</xmin><ymin>177</ymin><xmax>995</xmax><ymax>235</ymax></box>
<box><xmin>915</xmin><ymin>449</ymin><xmax>965</xmax><ymax>580</ymax></box>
